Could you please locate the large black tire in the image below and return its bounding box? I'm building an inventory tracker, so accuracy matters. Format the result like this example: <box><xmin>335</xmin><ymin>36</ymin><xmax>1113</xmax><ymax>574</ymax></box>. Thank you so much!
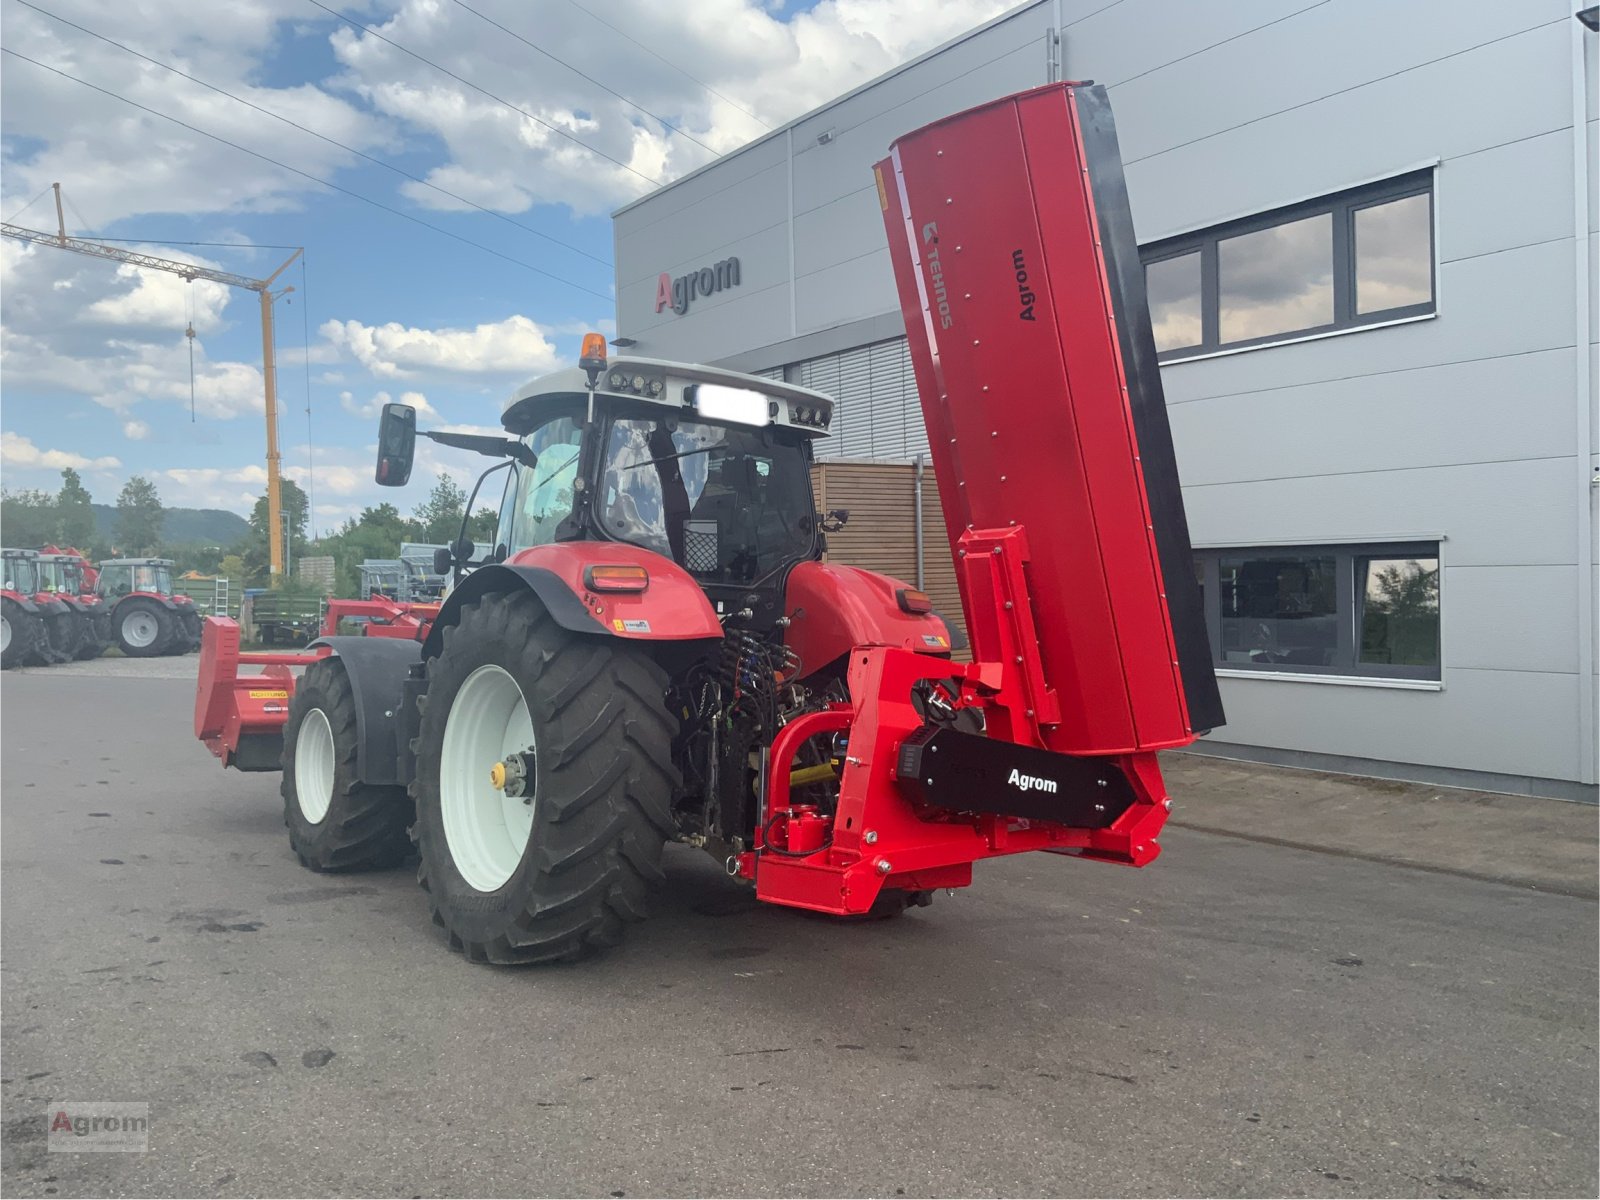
<box><xmin>1</xmin><ymin>600</ymin><xmax>42</xmax><ymax>670</ymax></box>
<box><xmin>171</xmin><ymin>607</ymin><xmax>202</xmax><ymax>654</ymax></box>
<box><xmin>73</xmin><ymin>610</ymin><xmax>108</xmax><ymax>660</ymax></box>
<box><xmin>41</xmin><ymin>609</ymin><xmax>82</xmax><ymax>663</ymax></box>
<box><xmin>411</xmin><ymin>590</ymin><xmax>679</xmax><ymax>965</ymax></box>
<box><xmin>281</xmin><ymin>657</ymin><xmax>413</xmax><ymax>871</ymax></box>
<box><xmin>115</xmin><ymin>598</ymin><xmax>174</xmax><ymax>657</ymax></box>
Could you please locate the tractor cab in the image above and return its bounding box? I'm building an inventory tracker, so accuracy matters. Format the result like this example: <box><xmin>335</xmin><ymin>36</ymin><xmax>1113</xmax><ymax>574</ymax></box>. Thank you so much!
<box><xmin>378</xmin><ymin>343</ymin><xmax>837</xmax><ymax>624</ymax></box>
<box><xmin>2</xmin><ymin>548</ymin><xmax>41</xmax><ymax>598</ymax></box>
<box><xmin>37</xmin><ymin>553</ymin><xmax>86</xmax><ymax>597</ymax></box>
<box><xmin>97</xmin><ymin>558</ymin><xmax>177</xmax><ymax>600</ymax></box>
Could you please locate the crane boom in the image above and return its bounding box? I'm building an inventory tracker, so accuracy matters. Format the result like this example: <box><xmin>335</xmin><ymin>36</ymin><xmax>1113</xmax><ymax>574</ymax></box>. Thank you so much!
<box><xmin>0</xmin><ymin>222</ymin><xmax>266</xmax><ymax>291</ymax></box>
<box><xmin>0</xmin><ymin>185</ymin><xmax>303</xmax><ymax>581</ymax></box>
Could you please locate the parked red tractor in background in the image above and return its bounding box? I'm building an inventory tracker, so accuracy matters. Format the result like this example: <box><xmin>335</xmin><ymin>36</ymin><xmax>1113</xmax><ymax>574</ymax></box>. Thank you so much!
<box><xmin>36</xmin><ymin>549</ymin><xmax>110</xmax><ymax>660</ymax></box>
<box><xmin>194</xmin><ymin>83</ymin><xmax>1222</xmax><ymax>965</ymax></box>
<box><xmin>1</xmin><ymin>548</ymin><xmax>78</xmax><ymax>668</ymax></box>
<box><xmin>97</xmin><ymin>558</ymin><xmax>202</xmax><ymax>657</ymax></box>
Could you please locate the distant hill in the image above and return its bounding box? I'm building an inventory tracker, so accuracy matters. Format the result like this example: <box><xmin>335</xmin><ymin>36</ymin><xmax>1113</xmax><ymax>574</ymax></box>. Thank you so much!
<box><xmin>90</xmin><ymin>503</ymin><xmax>251</xmax><ymax>547</ymax></box>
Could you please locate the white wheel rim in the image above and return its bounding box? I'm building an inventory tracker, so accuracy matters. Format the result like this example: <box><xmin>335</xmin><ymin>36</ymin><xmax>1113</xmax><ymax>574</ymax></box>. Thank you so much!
<box><xmin>294</xmin><ymin>707</ymin><xmax>336</xmax><ymax>824</ymax></box>
<box><xmin>440</xmin><ymin>664</ymin><xmax>536</xmax><ymax>893</ymax></box>
<box><xmin>123</xmin><ymin>610</ymin><xmax>159</xmax><ymax>648</ymax></box>
<box><xmin>0</xmin><ymin>616</ymin><xmax>9</xmax><ymax>653</ymax></box>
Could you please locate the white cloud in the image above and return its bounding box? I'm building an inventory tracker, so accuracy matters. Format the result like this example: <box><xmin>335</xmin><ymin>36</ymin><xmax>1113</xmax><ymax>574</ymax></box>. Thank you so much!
<box><xmin>324</xmin><ymin>0</ymin><xmax>1014</xmax><ymax>217</ymax></box>
<box><xmin>123</xmin><ymin>419</ymin><xmax>151</xmax><ymax>440</ymax></box>
<box><xmin>0</xmin><ymin>241</ymin><xmax>265</xmax><ymax>420</ymax></box>
<box><xmin>1</xmin><ymin>430</ymin><xmax>120</xmax><ymax>471</ymax></box>
<box><xmin>339</xmin><ymin>388</ymin><xmax>439</xmax><ymax>420</ymax></box>
<box><xmin>321</xmin><ymin>315</ymin><xmax>561</xmax><ymax>380</ymax></box>
<box><xmin>0</xmin><ymin>1</ymin><xmax>394</xmax><ymax>227</ymax></box>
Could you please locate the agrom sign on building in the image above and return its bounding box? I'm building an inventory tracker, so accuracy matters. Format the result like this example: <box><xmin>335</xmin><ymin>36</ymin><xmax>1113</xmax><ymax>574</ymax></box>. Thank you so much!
<box><xmin>655</xmin><ymin>257</ymin><xmax>741</xmax><ymax>316</ymax></box>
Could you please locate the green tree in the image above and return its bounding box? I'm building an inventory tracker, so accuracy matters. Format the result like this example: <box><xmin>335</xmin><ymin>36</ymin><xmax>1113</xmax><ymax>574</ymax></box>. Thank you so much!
<box><xmin>1</xmin><ymin>489</ymin><xmax>59</xmax><ymax>547</ymax></box>
<box><xmin>411</xmin><ymin>473</ymin><xmax>468</xmax><ymax>544</ymax></box>
<box><xmin>468</xmin><ymin>506</ymin><xmax>499</xmax><ymax>545</ymax></box>
<box><xmin>242</xmin><ymin>478</ymin><xmax>310</xmax><ymax>583</ymax></box>
<box><xmin>114</xmin><ymin>475</ymin><xmax>164</xmax><ymax>555</ymax></box>
<box><xmin>55</xmin><ymin>469</ymin><xmax>96</xmax><ymax>548</ymax></box>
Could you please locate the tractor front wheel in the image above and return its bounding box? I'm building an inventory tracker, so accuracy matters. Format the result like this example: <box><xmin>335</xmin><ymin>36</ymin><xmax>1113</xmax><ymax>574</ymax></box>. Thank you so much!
<box><xmin>281</xmin><ymin>657</ymin><xmax>413</xmax><ymax>871</ymax></box>
<box><xmin>115</xmin><ymin>599</ymin><xmax>173</xmax><ymax>657</ymax></box>
<box><xmin>1</xmin><ymin>600</ymin><xmax>41</xmax><ymax>670</ymax></box>
<box><xmin>411</xmin><ymin>590</ymin><xmax>679</xmax><ymax>964</ymax></box>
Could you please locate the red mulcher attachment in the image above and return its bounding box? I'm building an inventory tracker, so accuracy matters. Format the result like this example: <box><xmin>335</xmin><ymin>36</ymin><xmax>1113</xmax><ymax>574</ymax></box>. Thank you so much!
<box><xmin>748</xmin><ymin>82</ymin><xmax>1223</xmax><ymax>915</ymax></box>
<box><xmin>194</xmin><ymin>598</ymin><xmax>438</xmax><ymax>770</ymax></box>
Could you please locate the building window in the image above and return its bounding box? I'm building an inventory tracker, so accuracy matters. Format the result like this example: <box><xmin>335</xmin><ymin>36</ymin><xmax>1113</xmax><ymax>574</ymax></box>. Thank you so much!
<box><xmin>1143</xmin><ymin>171</ymin><xmax>1434</xmax><ymax>360</ymax></box>
<box><xmin>1194</xmin><ymin>542</ymin><xmax>1440</xmax><ymax>681</ymax></box>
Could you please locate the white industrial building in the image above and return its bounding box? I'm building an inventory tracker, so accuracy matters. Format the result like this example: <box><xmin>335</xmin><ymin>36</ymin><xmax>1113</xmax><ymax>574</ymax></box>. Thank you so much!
<box><xmin>611</xmin><ymin>1</ymin><xmax>1599</xmax><ymax>801</ymax></box>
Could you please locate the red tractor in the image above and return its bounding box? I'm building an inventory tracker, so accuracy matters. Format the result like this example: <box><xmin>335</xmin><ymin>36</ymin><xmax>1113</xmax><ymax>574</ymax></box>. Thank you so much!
<box><xmin>36</xmin><ymin>549</ymin><xmax>110</xmax><ymax>660</ymax></box>
<box><xmin>97</xmin><ymin>558</ymin><xmax>202</xmax><ymax>657</ymax></box>
<box><xmin>194</xmin><ymin>83</ymin><xmax>1222</xmax><ymax>964</ymax></box>
<box><xmin>1</xmin><ymin>548</ymin><xmax>77</xmax><ymax>667</ymax></box>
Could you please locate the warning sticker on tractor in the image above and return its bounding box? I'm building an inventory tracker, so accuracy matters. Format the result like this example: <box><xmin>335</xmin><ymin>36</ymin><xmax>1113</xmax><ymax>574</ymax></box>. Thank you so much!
<box><xmin>922</xmin><ymin>634</ymin><xmax>949</xmax><ymax>648</ymax></box>
<box><xmin>249</xmin><ymin>689</ymin><xmax>290</xmax><ymax>699</ymax></box>
<box><xmin>613</xmin><ymin>618</ymin><xmax>652</xmax><ymax>634</ymax></box>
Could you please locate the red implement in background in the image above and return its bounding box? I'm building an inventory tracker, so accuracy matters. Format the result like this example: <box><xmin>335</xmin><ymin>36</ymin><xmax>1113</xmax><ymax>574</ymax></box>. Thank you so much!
<box><xmin>747</xmin><ymin>82</ymin><xmax>1223</xmax><ymax>913</ymax></box>
<box><xmin>194</xmin><ymin>596</ymin><xmax>436</xmax><ymax>769</ymax></box>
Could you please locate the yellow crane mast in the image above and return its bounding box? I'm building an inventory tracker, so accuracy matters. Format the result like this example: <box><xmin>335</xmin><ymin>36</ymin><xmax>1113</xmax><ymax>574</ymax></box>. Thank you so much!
<box><xmin>1</xmin><ymin>184</ymin><xmax>303</xmax><ymax>582</ymax></box>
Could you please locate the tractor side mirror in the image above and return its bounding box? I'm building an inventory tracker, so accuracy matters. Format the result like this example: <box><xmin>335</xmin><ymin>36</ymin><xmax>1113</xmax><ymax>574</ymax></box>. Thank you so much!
<box><xmin>431</xmin><ymin>546</ymin><xmax>453</xmax><ymax>576</ymax></box>
<box><xmin>375</xmin><ymin>403</ymin><xmax>417</xmax><ymax>486</ymax></box>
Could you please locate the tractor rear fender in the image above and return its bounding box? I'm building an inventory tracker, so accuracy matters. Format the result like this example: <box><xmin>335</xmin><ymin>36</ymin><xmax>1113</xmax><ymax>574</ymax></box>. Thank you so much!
<box><xmin>2</xmin><ymin>592</ymin><xmax>39</xmax><ymax>613</ymax></box>
<box><xmin>306</xmin><ymin>635</ymin><xmax>422</xmax><ymax>786</ymax></box>
<box><xmin>420</xmin><ymin>543</ymin><xmax>722</xmax><ymax>662</ymax></box>
<box><xmin>784</xmin><ymin>561</ymin><xmax>954</xmax><ymax>677</ymax></box>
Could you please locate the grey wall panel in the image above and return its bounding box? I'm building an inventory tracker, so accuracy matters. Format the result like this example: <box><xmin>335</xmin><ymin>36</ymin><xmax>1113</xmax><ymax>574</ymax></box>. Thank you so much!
<box><xmin>1102</xmin><ymin>1</ymin><xmax>1560</xmax><ymax>169</ymax></box>
<box><xmin>1160</xmin><ymin>237</ymin><xmax>1576</xmax><ymax>404</ymax></box>
<box><xmin>614</xmin><ymin>136</ymin><xmax>788</xmax><ymax>246</ymax></box>
<box><xmin>794</xmin><ymin>250</ymin><xmax>896</xmax><ymax>336</ymax></box>
<box><xmin>1166</xmin><ymin>348</ymin><xmax>1576</xmax><ymax>486</ymax></box>
<box><xmin>1057</xmin><ymin>0</ymin><xmax>1307</xmax><ymax>94</ymax></box>
<box><xmin>614</xmin><ymin>162</ymin><xmax>787</xmax><ymax>289</ymax></box>
<box><xmin>792</xmin><ymin>186</ymin><xmax>887</xmax><ymax>277</ymax></box>
<box><xmin>1209</xmin><ymin>665</ymin><xmax>1579</xmax><ymax>781</ymax></box>
<box><xmin>1183</xmin><ymin>457</ymin><xmax>1575</xmax><ymax>568</ymax></box>
<box><xmin>1437</xmin><ymin>130</ymin><xmax>1575</xmax><ymax>265</ymax></box>
<box><xmin>1443</xmin><ymin>565</ymin><xmax>1579</xmax><ymax>675</ymax></box>
<box><xmin>1122</xmin><ymin>22</ymin><xmax>1571</xmax><ymax>243</ymax></box>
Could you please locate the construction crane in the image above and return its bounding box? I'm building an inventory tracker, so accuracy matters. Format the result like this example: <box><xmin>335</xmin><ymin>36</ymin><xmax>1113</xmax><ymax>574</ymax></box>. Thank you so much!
<box><xmin>1</xmin><ymin>184</ymin><xmax>303</xmax><ymax>583</ymax></box>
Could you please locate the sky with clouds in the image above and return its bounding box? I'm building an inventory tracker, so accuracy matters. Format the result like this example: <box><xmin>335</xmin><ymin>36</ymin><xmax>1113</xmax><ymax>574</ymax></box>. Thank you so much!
<box><xmin>1</xmin><ymin>0</ymin><xmax>1010</xmax><ymax>533</ymax></box>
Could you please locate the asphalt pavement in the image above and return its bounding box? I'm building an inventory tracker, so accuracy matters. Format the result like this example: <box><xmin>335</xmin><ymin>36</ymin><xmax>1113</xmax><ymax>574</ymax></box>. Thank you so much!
<box><xmin>1</xmin><ymin>659</ymin><xmax>1595</xmax><ymax>1198</ymax></box>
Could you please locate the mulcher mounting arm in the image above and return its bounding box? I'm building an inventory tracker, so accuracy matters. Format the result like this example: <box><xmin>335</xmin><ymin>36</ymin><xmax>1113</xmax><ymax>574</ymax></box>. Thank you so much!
<box><xmin>744</xmin><ymin>82</ymin><xmax>1224</xmax><ymax>914</ymax></box>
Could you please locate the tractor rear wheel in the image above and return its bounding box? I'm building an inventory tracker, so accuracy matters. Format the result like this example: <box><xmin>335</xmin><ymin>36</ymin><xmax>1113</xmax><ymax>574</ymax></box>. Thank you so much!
<box><xmin>281</xmin><ymin>657</ymin><xmax>413</xmax><ymax>871</ymax></box>
<box><xmin>1</xmin><ymin>600</ymin><xmax>41</xmax><ymax>670</ymax></box>
<box><xmin>116</xmin><ymin>599</ymin><xmax>173</xmax><ymax>657</ymax></box>
<box><xmin>411</xmin><ymin>590</ymin><xmax>679</xmax><ymax>964</ymax></box>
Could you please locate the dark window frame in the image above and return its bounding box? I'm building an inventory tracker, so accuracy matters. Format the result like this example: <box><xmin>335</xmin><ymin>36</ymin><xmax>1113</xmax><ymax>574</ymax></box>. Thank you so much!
<box><xmin>1195</xmin><ymin>541</ymin><xmax>1441</xmax><ymax>682</ymax></box>
<box><xmin>1143</xmin><ymin>170</ymin><xmax>1436</xmax><ymax>361</ymax></box>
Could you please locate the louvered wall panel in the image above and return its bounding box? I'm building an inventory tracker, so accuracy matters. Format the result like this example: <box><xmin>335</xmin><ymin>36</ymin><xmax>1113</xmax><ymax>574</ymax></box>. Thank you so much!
<box><xmin>799</xmin><ymin>338</ymin><xmax>928</xmax><ymax>464</ymax></box>
<box><xmin>807</xmin><ymin>461</ymin><xmax>968</xmax><ymax>658</ymax></box>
